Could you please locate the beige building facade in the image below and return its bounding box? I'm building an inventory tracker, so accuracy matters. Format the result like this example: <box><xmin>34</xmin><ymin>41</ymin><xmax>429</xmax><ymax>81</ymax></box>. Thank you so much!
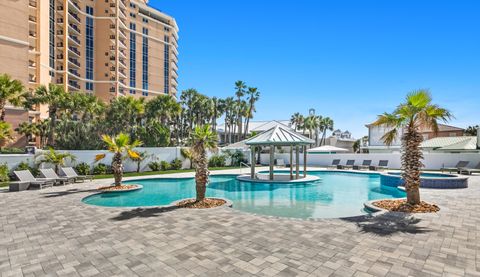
<box><xmin>0</xmin><ymin>0</ymin><xmax>179</xmax><ymax>147</ymax></box>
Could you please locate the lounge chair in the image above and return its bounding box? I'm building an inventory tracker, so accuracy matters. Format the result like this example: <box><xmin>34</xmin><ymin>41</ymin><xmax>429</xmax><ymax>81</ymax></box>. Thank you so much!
<box><xmin>328</xmin><ymin>159</ymin><xmax>341</xmax><ymax>169</ymax></box>
<box><xmin>369</xmin><ymin>160</ymin><xmax>389</xmax><ymax>171</ymax></box>
<box><xmin>13</xmin><ymin>170</ymin><xmax>55</xmax><ymax>190</ymax></box>
<box><xmin>60</xmin><ymin>167</ymin><xmax>93</xmax><ymax>182</ymax></box>
<box><xmin>353</xmin><ymin>160</ymin><xmax>371</xmax><ymax>170</ymax></box>
<box><xmin>40</xmin><ymin>168</ymin><xmax>75</xmax><ymax>185</ymax></box>
<box><xmin>338</xmin><ymin>160</ymin><xmax>355</xmax><ymax>170</ymax></box>
<box><xmin>440</xmin><ymin>161</ymin><xmax>469</xmax><ymax>173</ymax></box>
<box><xmin>458</xmin><ymin>162</ymin><xmax>480</xmax><ymax>175</ymax></box>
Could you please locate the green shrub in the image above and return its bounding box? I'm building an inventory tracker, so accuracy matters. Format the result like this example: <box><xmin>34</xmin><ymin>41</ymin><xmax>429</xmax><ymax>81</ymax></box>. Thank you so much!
<box><xmin>14</xmin><ymin>160</ymin><xmax>40</xmax><ymax>177</ymax></box>
<box><xmin>93</xmin><ymin>163</ymin><xmax>108</xmax><ymax>175</ymax></box>
<box><xmin>0</xmin><ymin>163</ymin><xmax>9</xmax><ymax>183</ymax></box>
<box><xmin>148</xmin><ymin>161</ymin><xmax>161</xmax><ymax>171</ymax></box>
<box><xmin>160</xmin><ymin>161</ymin><xmax>171</xmax><ymax>171</ymax></box>
<box><xmin>0</xmin><ymin>147</ymin><xmax>24</xmax><ymax>154</ymax></box>
<box><xmin>170</xmin><ymin>158</ymin><xmax>182</xmax><ymax>170</ymax></box>
<box><xmin>74</xmin><ymin>162</ymin><xmax>91</xmax><ymax>175</ymax></box>
<box><xmin>225</xmin><ymin>150</ymin><xmax>246</xmax><ymax>166</ymax></box>
<box><xmin>209</xmin><ymin>155</ymin><xmax>226</xmax><ymax>167</ymax></box>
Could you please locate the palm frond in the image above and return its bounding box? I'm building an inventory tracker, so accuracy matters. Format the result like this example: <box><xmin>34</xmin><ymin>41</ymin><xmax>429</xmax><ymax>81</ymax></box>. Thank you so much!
<box><xmin>94</xmin><ymin>153</ymin><xmax>106</xmax><ymax>162</ymax></box>
<box><xmin>381</xmin><ymin>128</ymin><xmax>399</xmax><ymax>146</ymax></box>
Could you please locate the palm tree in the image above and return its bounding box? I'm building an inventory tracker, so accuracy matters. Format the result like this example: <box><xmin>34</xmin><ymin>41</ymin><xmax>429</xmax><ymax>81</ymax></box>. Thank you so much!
<box><xmin>320</xmin><ymin>117</ymin><xmax>334</xmax><ymax>145</ymax></box>
<box><xmin>0</xmin><ymin>121</ymin><xmax>14</xmax><ymax>151</ymax></box>
<box><xmin>105</xmin><ymin>96</ymin><xmax>145</xmax><ymax>136</ymax></box>
<box><xmin>35</xmin><ymin>119</ymin><xmax>50</xmax><ymax>148</ymax></box>
<box><xmin>95</xmin><ymin>133</ymin><xmax>142</xmax><ymax>186</ymax></box>
<box><xmin>243</xmin><ymin>87</ymin><xmax>260</xmax><ymax>140</ymax></box>
<box><xmin>145</xmin><ymin>94</ymin><xmax>181</xmax><ymax>125</ymax></box>
<box><xmin>223</xmin><ymin>97</ymin><xmax>235</xmax><ymax>143</ymax></box>
<box><xmin>35</xmin><ymin>148</ymin><xmax>76</xmax><ymax>174</ymax></box>
<box><xmin>234</xmin><ymin>81</ymin><xmax>246</xmax><ymax>142</ymax></box>
<box><xmin>0</xmin><ymin>74</ymin><xmax>25</xmax><ymax>121</ymax></box>
<box><xmin>290</xmin><ymin>113</ymin><xmax>304</xmax><ymax>132</ymax></box>
<box><xmin>372</xmin><ymin>90</ymin><xmax>452</xmax><ymax>205</ymax></box>
<box><xmin>69</xmin><ymin>92</ymin><xmax>105</xmax><ymax>121</ymax></box>
<box><xmin>190</xmin><ymin>125</ymin><xmax>218</xmax><ymax>202</ymax></box>
<box><xmin>180</xmin><ymin>147</ymin><xmax>193</xmax><ymax>169</ymax></box>
<box><xmin>15</xmin><ymin>122</ymin><xmax>39</xmax><ymax>146</ymax></box>
<box><xmin>28</xmin><ymin>84</ymin><xmax>70</xmax><ymax>146</ymax></box>
<box><xmin>130</xmin><ymin>151</ymin><xmax>149</xmax><ymax>173</ymax></box>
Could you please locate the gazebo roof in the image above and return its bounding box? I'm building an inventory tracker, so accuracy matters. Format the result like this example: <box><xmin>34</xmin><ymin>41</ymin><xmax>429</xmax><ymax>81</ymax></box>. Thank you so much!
<box><xmin>307</xmin><ymin>145</ymin><xmax>349</xmax><ymax>153</ymax></box>
<box><xmin>245</xmin><ymin>125</ymin><xmax>314</xmax><ymax>146</ymax></box>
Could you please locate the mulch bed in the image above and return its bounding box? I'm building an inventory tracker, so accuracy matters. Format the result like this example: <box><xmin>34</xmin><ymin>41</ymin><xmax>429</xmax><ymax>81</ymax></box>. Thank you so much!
<box><xmin>373</xmin><ymin>199</ymin><xmax>440</xmax><ymax>213</ymax></box>
<box><xmin>98</xmin><ymin>185</ymin><xmax>139</xmax><ymax>192</ymax></box>
<box><xmin>176</xmin><ymin>198</ymin><xmax>226</xmax><ymax>209</ymax></box>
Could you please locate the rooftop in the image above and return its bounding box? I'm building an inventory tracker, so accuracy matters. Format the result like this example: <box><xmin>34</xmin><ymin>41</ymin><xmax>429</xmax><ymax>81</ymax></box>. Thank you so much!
<box><xmin>421</xmin><ymin>136</ymin><xmax>478</xmax><ymax>150</ymax></box>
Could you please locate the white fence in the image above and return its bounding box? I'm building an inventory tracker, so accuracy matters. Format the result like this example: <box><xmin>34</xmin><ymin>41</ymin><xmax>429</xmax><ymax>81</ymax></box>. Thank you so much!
<box><xmin>0</xmin><ymin>147</ymin><xmax>188</xmax><ymax>173</ymax></box>
<box><xmin>260</xmin><ymin>152</ymin><xmax>480</xmax><ymax>170</ymax></box>
<box><xmin>1</xmin><ymin>148</ymin><xmax>479</xmax><ymax>172</ymax></box>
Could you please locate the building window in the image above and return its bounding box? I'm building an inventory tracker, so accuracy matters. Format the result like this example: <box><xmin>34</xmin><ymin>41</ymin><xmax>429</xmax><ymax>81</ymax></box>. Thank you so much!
<box><xmin>129</xmin><ymin>23</ymin><xmax>136</xmax><ymax>94</ymax></box>
<box><xmin>49</xmin><ymin>0</ymin><xmax>55</xmax><ymax>71</ymax></box>
<box><xmin>164</xmin><ymin>36</ymin><xmax>170</xmax><ymax>94</ymax></box>
<box><xmin>142</xmin><ymin>18</ymin><xmax>149</xmax><ymax>23</ymax></box>
<box><xmin>142</xmin><ymin>27</ymin><xmax>148</xmax><ymax>96</ymax></box>
<box><xmin>85</xmin><ymin>6</ymin><xmax>94</xmax><ymax>91</ymax></box>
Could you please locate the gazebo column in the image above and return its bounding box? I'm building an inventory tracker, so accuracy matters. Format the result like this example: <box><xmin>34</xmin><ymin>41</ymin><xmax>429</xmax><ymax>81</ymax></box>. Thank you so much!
<box><xmin>295</xmin><ymin>145</ymin><xmax>300</xmax><ymax>179</ymax></box>
<box><xmin>303</xmin><ymin>145</ymin><xmax>307</xmax><ymax>178</ymax></box>
<box><xmin>250</xmin><ymin>146</ymin><xmax>255</xmax><ymax>179</ymax></box>
<box><xmin>289</xmin><ymin>145</ymin><xmax>293</xmax><ymax>180</ymax></box>
<box><xmin>269</xmin><ymin>145</ymin><xmax>274</xmax><ymax>180</ymax></box>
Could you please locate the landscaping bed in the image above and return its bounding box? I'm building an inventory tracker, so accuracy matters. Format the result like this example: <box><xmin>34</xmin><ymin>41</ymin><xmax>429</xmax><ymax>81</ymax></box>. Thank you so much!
<box><xmin>97</xmin><ymin>184</ymin><xmax>142</xmax><ymax>192</ymax></box>
<box><xmin>373</xmin><ymin>199</ymin><xmax>440</xmax><ymax>213</ymax></box>
<box><xmin>176</xmin><ymin>198</ymin><xmax>226</xmax><ymax>209</ymax></box>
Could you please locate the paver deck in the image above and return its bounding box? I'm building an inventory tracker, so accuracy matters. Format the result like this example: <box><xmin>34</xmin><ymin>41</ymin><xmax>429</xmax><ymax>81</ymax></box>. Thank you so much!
<box><xmin>1</xmin><ymin>169</ymin><xmax>479</xmax><ymax>276</ymax></box>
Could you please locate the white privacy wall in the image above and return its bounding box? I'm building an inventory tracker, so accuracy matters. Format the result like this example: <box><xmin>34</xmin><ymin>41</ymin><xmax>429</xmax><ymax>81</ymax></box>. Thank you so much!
<box><xmin>0</xmin><ymin>147</ymin><xmax>186</xmax><ymax>173</ymax></box>
<box><xmin>260</xmin><ymin>152</ymin><xmax>480</xmax><ymax>170</ymax></box>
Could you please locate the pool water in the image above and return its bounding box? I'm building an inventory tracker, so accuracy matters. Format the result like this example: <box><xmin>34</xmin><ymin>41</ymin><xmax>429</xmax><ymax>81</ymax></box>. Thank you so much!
<box><xmin>82</xmin><ymin>171</ymin><xmax>405</xmax><ymax>219</ymax></box>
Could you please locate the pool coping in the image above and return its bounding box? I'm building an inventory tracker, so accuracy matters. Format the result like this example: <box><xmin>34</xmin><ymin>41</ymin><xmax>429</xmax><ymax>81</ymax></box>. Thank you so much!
<box><xmin>236</xmin><ymin>174</ymin><xmax>321</xmax><ymax>183</ymax></box>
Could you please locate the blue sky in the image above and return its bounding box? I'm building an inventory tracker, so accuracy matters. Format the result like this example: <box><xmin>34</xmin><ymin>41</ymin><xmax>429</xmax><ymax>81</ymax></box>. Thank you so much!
<box><xmin>150</xmin><ymin>0</ymin><xmax>480</xmax><ymax>137</ymax></box>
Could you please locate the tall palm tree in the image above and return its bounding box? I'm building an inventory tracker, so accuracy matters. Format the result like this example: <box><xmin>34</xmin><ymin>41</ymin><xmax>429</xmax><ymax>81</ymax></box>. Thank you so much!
<box><xmin>372</xmin><ymin>89</ymin><xmax>452</xmax><ymax>205</ymax></box>
<box><xmin>234</xmin><ymin>81</ymin><xmax>246</xmax><ymax>142</ymax></box>
<box><xmin>0</xmin><ymin>121</ymin><xmax>14</xmax><ymax>151</ymax></box>
<box><xmin>105</xmin><ymin>96</ymin><xmax>145</xmax><ymax>136</ymax></box>
<box><xmin>35</xmin><ymin>119</ymin><xmax>50</xmax><ymax>148</ymax></box>
<box><xmin>95</xmin><ymin>133</ymin><xmax>142</xmax><ymax>186</ymax></box>
<box><xmin>290</xmin><ymin>113</ymin><xmax>304</xmax><ymax>132</ymax></box>
<box><xmin>0</xmin><ymin>74</ymin><xmax>25</xmax><ymax>121</ymax></box>
<box><xmin>320</xmin><ymin>117</ymin><xmax>334</xmax><ymax>145</ymax></box>
<box><xmin>69</xmin><ymin>92</ymin><xmax>105</xmax><ymax>121</ymax></box>
<box><xmin>145</xmin><ymin>94</ymin><xmax>181</xmax><ymax>125</ymax></box>
<box><xmin>15</xmin><ymin>122</ymin><xmax>39</xmax><ymax>146</ymax></box>
<box><xmin>190</xmin><ymin>125</ymin><xmax>218</xmax><ymax>201</ymax></box>
<box><xmin>35</xmin><ymin>148</ymin><xmax>76</xmax><ymax>174</ymax></box>
<box><xmin>28</xmin><ymin>84</ymin><xmax>70</xmax><ymax>146</ymax></box>
<box><xmin>243</xmin><ymin>87</ymin><xmax>260</xmax><ymax>140</ymax></box>
<box><xmin>223</xmin><ymin>97</ymin><xmax>235</xmax><ymax>144</ymax></box>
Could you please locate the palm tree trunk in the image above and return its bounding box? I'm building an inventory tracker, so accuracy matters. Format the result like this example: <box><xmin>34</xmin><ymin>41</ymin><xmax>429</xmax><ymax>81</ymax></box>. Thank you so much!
<box><xmin>195</xmin><ymin>148</ymin><xmax>208</xmax><ymax>201</ymax></box>
<box><xmin>48</xmin><ymin>108</ymin><xmax>57</xmax><ymax>146</ymax></box>
<box><xmin>112</xmin><ymin>152</ymin><xmax>124</xmax><ymax>186</ymax></box>
<box><xmin>401</xmin><ymin>126</ymin><xmax>423</xmax><ymax>205</ymax></box>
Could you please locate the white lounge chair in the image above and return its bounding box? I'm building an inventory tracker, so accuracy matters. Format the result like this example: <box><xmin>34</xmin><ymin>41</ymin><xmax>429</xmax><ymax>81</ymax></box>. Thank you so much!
<box><xmin>459</xmin><ymin>162</ymin><xmax>480</xmax><ymax>175</ymax></box>
<box><xmin>13</xmin><ymin>170</ymin><xmax>55</xmax><ymax>190</ymax></box>
<box><xmin>353</xmin><ymin>160</ymin><xmax>371</xmax><ymax>170</ymax></box>
<box><xmin>40</xmin><ymin>168</ymin><xmax>75</xmax><ymax>185</ymax></box>
<box><xmin>60</xmin><ymin>167</ymin><xmax>93</xmax><ymax>182</ymax></box>
<box><xmin>441</xmin><ymin>161</ymin><xmax>469</xmax><ymax>173</ymax></box>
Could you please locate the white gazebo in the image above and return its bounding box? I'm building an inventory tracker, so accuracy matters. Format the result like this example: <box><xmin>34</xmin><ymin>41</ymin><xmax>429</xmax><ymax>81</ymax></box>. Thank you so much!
<box><xmin>244</xmin><ymin>125</ymin><xmax>314</xmax><ymax>181</ymax></box>
<box><xmin>307</xmin><ymin>145</ymin><xmax>349</xmax><ymax>154</ymax></box>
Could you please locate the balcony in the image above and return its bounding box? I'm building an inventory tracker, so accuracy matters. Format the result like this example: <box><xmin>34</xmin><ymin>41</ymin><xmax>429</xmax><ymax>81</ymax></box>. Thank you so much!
<box><xmin>28</xmin><ymin>15</ymin><xmax>37</xmax><ymax>23</ymax></box>
<box><xmin>68</xmin><ymin>69</ymin><xmax>80</xmax><ymax>78</ymax></box>
<box><xmin>56</xmin><ymin>54</ymin><xmax>64</xmax><ymax>60</ymax></box>
<box><xmin>69</xmin><ymin>24</ymin><xmax>81</xmax><ymax>35</ymax></box>
<box><xmin>68</xmin><ymin>47</ymin><xmax>81</xmax><ymax>57</ymax></box>
<box><xmin>68</xmin><ymin>35</ymin><xmax>81</xmax><ymax>46</ymax></box>
<box><xmin>29</xmin><ymin>31</ymin><xmax>37</xmax><ymax>38</ymax></box>
<box><xmin>28</xmin><ymin>74</ymin><xmax>37</xmax><ymax>83</ymax></box>
<box><xmin>68</xmin><ymin>58</ymin><xmax>80</xmax><ymax>68</ymax></box>
<box><xmin>68</xmin><ymin>11</ymin><xmax>81</xmax><ymax>24</ymax></box>
<box><xmin>28</xmin><ymin>0</ymin><xmax>36</xmax><ymax>8</ymax></box>
<box><xmin>109</xmin><ymin>87</ymin><xmax>116</xmax><ymax>93</ymax></box>
<box><xmin>68</xmin><ymin>81</ymin><xmax>80</xmax><ymax>90</ymax></box>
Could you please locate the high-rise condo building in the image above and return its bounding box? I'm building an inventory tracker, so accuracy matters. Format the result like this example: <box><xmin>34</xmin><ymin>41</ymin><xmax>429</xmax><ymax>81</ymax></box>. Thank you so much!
<box><xmin>0</xmin><ymin>0</ymin><xmax>179</xmax><ymax>147</ymax></box>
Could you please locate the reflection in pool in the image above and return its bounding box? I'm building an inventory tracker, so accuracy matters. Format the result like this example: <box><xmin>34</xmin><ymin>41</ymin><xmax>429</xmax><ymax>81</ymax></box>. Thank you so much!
<box><xmin>82</xmin><ymin>171</ymin><xmax>405</xmax><ymax>219</ymax></box>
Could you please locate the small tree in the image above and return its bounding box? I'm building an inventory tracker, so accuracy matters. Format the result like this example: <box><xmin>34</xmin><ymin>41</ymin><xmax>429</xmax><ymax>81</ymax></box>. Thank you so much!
<box><xmin>0</xmin><ymin>74</ymin><xmax>25</xmax><ymax>121</ymax></box>
<box><xmin>190</xmin><ymin>125</ymin><xmax>218</xmax><ymax>202</ymax></box>
<box><xmin>35</xmin><ymin>148</ymin><xmax>76</xmax><ymax>174</ymax></box>
<box><xmin>372</xmin><ymin>90</ymin><xmax>451</xmax><ymax>205</ymax></box>
<box><xmin>15</xmin><ymin>122</ymin><xmax>39</xmax><ymax>146</ymax></box>
<box><xmin>0</xmin><ymin>122</ymin><xmax>14</xmax><ymax>151</ymax></box>
<box><xmin>130</xmin><ymin>151</ymin><xmax>149</xmax><ymax>173</ymax></box>
<box><xmin>95</xmin><ymin>133</ymin><xmax>141</xmax><ymax>186</ymax></box>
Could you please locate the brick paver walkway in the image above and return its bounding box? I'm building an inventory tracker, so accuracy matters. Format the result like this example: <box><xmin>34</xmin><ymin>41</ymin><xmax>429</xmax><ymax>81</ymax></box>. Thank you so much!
<box><xmin>1</xmin><ymin>171</ymin><xmax>479</xmax><ymax>277</ymax></box>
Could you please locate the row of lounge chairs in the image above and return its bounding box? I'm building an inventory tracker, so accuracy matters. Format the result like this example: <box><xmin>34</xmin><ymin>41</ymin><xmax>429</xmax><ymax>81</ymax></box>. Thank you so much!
<box><xmin>10</xmin><ymin>167</ymin><xmax>93</xmax><ymax>191</ymax></box>
<box><xmin>328</xmin><ymin>159</ymin><xmax>389</xmax><ymax>171</ymax></box>
<box><xmin>441</xmin><ymin>161</ymin><xmax>480</xmax><ymax>175</ymax></box>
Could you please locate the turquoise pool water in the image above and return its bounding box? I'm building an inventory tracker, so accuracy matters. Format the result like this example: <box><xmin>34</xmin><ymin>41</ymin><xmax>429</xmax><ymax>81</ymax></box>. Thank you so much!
<box><xmin>82</xmin><ymin>171</ymin><xmax>406</xmax><ymax>219</ymax></box>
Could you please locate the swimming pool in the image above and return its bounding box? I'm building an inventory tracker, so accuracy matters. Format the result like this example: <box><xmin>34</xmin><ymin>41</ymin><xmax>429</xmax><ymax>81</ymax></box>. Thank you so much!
<box><xmin>82</xmin><ymin>171</ymin><xmax>406</xmax><ymax>219</ymax></box>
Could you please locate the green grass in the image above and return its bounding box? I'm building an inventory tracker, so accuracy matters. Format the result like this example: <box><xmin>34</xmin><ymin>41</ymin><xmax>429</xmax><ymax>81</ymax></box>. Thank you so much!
<box><xmin>93</xmin><ymin>167</ymin><xmax>243</xmax><ymax>180</ymax></box>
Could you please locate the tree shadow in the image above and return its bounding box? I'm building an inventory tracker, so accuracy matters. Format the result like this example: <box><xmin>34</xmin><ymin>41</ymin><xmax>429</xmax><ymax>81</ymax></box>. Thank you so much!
<box><xmin>341</xmin><ymin>212</ymin><xmax>432</xmax><ymax>236</ymax></box>
<box><xmin>41</xmin><ymin>188</ymin><xmax>99</xmax><ymax>198</ymax></box>
<box><xmin>110</xmin><ymin>206</ymin><xmax>181</xmax><ymax>221</ymax></box>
